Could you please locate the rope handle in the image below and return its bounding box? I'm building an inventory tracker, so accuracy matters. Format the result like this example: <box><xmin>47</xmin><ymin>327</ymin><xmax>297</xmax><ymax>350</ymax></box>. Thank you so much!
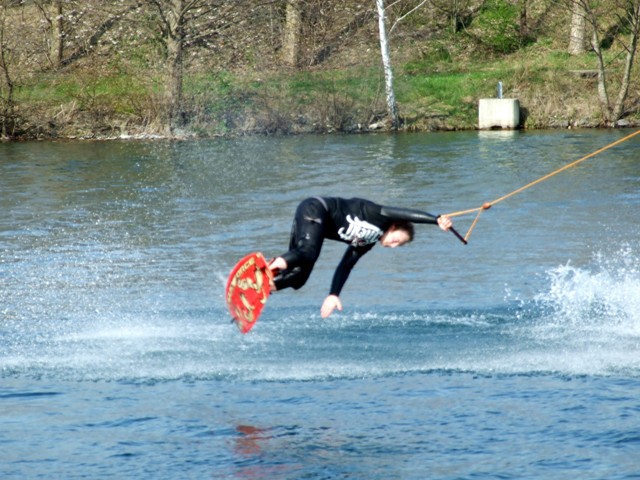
<box><xmin>449</xmin><ymin>226</ymin><xmax>468</xmax><ymax>245</ymax></box>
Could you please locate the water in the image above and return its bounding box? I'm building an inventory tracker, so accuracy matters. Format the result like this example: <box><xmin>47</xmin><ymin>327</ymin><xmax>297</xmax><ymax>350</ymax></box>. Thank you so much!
<box><xmin>1</xmin><ymin>130</ymin><xmax>639</xmax><ymax>478</ymax></box>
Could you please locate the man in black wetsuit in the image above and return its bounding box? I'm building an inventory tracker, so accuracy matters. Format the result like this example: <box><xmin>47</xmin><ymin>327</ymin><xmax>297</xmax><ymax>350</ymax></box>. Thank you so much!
<box><xmin>268</xmin><ymin>196</ymin><xmax>453</xmax><ymax>318</ymax></box>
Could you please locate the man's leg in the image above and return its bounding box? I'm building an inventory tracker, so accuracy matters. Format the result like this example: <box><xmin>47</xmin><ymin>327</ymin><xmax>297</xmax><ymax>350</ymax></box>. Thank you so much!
<box><xmin>272</xmin><ymin>198</ymin><xmax>326</xmax><ymax>291</ymax></box>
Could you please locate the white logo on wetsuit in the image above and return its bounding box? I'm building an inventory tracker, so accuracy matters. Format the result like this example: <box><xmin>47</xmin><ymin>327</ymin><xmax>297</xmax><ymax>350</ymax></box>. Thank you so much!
<box><xmin>338</xmin><ymin>215</ymin><xmax>383</xmax><ymax>247</ymax></box>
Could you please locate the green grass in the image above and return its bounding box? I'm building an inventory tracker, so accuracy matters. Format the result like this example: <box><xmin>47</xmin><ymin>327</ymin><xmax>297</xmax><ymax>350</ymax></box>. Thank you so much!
<box><xmin>20</xmin><ymin>73</ymin><xmax>152</xmax><ymax>113</ymax></box>
<box><xmin>12</xmin><ymin>29</ymin><xmax>640</xmax><ymax>138</ymax></box>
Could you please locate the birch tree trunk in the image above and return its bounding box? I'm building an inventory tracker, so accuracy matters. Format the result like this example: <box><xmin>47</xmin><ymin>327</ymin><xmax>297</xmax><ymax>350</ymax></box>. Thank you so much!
<box><xmin>568</xmin><ymin>0</ymin><xmax>587</xmax><ymax>55</ymax></box>
<box><xmin>375</xmin><ymin>0</ymin><xmax>398</xmax><ymax>129</ymax></box>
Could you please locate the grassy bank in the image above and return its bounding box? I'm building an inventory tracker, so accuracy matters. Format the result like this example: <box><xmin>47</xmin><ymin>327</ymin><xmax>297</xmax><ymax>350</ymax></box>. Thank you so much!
<box><xmin>14</xmin><ymin>34</ymin><xmax>640</xmax><ymax>140</ymax></box>
<box><xmin>5</xmin><ymin>0</ymin><xmax>640</xmax><ymax>140</ymax></box>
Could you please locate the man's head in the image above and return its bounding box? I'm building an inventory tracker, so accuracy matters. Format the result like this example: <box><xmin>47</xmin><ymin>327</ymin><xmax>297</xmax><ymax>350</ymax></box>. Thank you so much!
<box><xmin>380</xmin><ymin>221</ymin><xmax>414</xmax><ymax>248</ymax></box>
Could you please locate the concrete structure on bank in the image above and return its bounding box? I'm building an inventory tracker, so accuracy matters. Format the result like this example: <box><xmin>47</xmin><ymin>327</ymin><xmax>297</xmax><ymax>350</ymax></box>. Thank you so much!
<box><xmin>478</xmin><ymin>98</ymin><xmax>521</xmax><ymax>130</ymax></box>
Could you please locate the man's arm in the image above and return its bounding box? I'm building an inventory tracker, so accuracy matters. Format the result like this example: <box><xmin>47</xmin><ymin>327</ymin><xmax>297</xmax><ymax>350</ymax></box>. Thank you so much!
<box><xmin>380</xmin><ymin>205</ymin><xmax>438</xmax><ymax>224</ymax></box>
<box><xmin>381</xmin><ymin>205</ymin><xmax>453</xmax><ymax>232</ymax></box>
<box><xmin>321</xmin><ymin>245</ymin><xmax>371</xmax><ymax>318</ymax></box>
<box><xmin>330</xmin><ymin>245</ymin><xmax>371</xmax><ymax>296</ymax></box>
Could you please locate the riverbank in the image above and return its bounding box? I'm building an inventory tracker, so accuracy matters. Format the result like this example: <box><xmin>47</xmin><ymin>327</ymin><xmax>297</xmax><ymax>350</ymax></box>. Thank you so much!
<box><xmin>10</xmin><ymin>8</ymin><xmax>640</xmax><ymax>141</ymax></box>
<box><xmin>20</xmin><ymin>50</ymin><xmax>640</xmax><ymax>141</ymax></box>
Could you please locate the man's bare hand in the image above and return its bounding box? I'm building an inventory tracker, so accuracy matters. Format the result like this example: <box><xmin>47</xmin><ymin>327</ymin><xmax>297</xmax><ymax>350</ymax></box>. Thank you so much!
<box><xmin>437</xmin><ymin>215</ymin><xmax>452</xmax><ymax>231</ymax></box>
<box><xmin>321</xmin><ymin>295</ymin><xmax>342</xmax><ymax>318</ymax></box>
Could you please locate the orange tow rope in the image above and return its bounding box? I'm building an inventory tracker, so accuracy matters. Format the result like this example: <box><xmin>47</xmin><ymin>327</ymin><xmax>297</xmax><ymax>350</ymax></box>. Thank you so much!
<box><xmin>445</xmin><ymin>129</ymin><xmax>640</xmax><ymax>244</ymax></box>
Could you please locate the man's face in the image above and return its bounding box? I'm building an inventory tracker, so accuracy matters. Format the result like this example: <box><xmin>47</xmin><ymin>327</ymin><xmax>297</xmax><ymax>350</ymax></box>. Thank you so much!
<box><xmin>380</xmin><ymin>227</ymin><xmax>411</xmax><ymax>248</ymax></box>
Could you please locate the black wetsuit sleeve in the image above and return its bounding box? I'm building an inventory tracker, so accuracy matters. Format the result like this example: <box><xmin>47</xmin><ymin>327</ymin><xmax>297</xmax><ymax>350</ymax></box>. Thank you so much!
<box><xmin>330</xmin><ymin>245</ymin><xmax>373</xmax><ymax>296</ymax></box>
<box><xmin>379</xmin><ymin>206</ymin><xmax>438</xmax><ymax>224</ymax></box>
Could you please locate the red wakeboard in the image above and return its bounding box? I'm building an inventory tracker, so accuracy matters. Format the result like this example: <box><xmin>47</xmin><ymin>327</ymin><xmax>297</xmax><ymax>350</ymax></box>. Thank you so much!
<box><xmin>225</xmin><ymin>252</ymin><xmax>273</xmax><ymax>334</ymax></box>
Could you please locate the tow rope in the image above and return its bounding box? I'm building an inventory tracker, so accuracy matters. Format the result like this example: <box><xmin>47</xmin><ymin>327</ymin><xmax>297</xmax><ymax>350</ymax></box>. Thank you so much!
<box><xmin>445</xmin><ymin>128</ymin><xmax>640</xmax><ymax>244</ymax></box>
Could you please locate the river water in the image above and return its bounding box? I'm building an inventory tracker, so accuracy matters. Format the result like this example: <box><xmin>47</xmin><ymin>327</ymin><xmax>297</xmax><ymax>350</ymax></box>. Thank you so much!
<box><xmin>1</xmin><ymin>130</ymin><xmax>639</xmax><ymax>478</ymax></box>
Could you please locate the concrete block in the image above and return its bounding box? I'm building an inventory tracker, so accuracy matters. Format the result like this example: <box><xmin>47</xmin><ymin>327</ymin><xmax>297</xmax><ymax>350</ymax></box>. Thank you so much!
<box><xmin>478</xmin><ymin>98</ymin><xmax>520</xmax><ymax>129</ymax></box>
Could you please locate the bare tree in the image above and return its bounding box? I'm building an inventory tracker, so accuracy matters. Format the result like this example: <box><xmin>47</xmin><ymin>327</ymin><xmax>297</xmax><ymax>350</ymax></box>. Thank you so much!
<box><xmin>282</xmin><ymin>0</ymin><xmax>302</xmax><ymax>67</ymax></box>
<box><xmin>143</xmin><ymin>0</ymin><xmax>272</xmax><ymax>133</ymax></box>
<box><xmin>0</xmin><ymin>0</ymin><xmax>39</xmax><ymax>139</ymax></box>
<box><xmin>0</xmin><ymin>2</ymin><xmax>15</xmax><ymax>138</ymax></box>
<box><xmin>583</xmin><ymin>0</ymin><xmax>640</xmax><ymax>123</ymax></box>
<box><xmin>34</xmin><ymin>0</ymin><xmax>142</xmax><ymax>70</ymax></box>
<box><xmin>34</xmin><ymin>0</ymin><xmax>64</xmax><ymax>68</ymax></box>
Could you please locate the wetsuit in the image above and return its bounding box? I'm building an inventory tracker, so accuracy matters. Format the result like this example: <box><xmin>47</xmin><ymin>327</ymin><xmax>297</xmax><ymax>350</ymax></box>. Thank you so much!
<box><xmin>273</xmin><ymin>196</ymin><xmax>439</xmax><ymax>296</ymax></box>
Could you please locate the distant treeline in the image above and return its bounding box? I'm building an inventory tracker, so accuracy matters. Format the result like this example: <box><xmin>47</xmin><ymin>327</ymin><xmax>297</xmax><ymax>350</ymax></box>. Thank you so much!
<box><xmin>1</xmin><ymin>1</ymin><xmax>638</xmax><ymax>139</ymax></box>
